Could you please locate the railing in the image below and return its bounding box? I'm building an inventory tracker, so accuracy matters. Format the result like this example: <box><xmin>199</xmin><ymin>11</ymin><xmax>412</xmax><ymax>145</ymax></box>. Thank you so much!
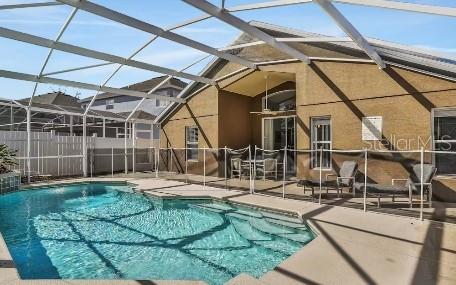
<box><xmin>149</xmin><ymin>146</ymin><xmax>456</xmax><ymax>222</ymax></box>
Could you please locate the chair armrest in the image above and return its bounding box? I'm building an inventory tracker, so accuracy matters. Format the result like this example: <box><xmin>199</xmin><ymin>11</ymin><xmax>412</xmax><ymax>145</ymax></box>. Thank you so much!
<box><xmin>337</xmin><ymin>177</ymin><xmax>355</xmax><ymax>181</ymax></box>
<box><xmin>411</xmin><ymin>182</ymin><xmax>432</xmax><ymax>186</ymax></box>
<box><xmin>392</xmin><ymin>178</ymin><xmax>408</xmax><ymax>186</ymax></box>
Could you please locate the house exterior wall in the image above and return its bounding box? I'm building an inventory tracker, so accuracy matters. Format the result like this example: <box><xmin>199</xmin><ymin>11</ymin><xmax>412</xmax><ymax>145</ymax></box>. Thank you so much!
<box><xmin>160</xmin><ymin>60</ymin><xmax>456</xmax><ymax>201</ymax></box>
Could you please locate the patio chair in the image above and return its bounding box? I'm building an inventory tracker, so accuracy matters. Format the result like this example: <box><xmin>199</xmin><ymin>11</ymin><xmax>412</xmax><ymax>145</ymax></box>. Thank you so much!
<box><xmin>355</xmin><ymin>164</ymin><xmax>436</xmax><ymax>208</ymax></box>
<box><xmin>230</xmin><ymin>157</ymin><xmax>250</xmax><ymax>180</ymax></box>
<box><xmin>255</xmin><ymin>158</ymin><xmax>278</xmax><ymax>180</ymax></box>
<box><xmin>325</xmin><ymin>161</ymin><xmax>359</xmax><ymax>197</ymax></box>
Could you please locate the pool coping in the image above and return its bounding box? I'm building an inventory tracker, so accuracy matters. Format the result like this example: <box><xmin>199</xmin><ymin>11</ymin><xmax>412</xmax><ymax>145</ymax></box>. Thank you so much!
<box><xmin>1</xmin><ymin>177</ymin><xmax>456</xmax><ymax>285</ymax></box>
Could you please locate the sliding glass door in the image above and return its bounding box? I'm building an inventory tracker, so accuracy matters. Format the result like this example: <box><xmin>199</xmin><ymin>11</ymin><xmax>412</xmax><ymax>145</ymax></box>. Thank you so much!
<box><xmin>262</xmin><ymin>116</ymin><xmax>296</xmax><ymax>173</ymax></box>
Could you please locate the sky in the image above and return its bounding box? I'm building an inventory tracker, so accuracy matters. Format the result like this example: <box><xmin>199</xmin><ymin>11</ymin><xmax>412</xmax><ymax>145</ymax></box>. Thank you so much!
<box><xmin>0</xmin><ymin>0</ymin><xmax>455</xmax><ymax>102</ymax></box>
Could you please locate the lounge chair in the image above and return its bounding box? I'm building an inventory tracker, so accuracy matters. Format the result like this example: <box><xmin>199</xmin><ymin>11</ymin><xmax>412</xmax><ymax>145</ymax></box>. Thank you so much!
<box><xmin>325</xmin><ymin>161</ymin><xmax>359</xmax><ymax>197</ymax></box>
<box><xmin>355</xmin><ymin>164</ymin><xmax>436</xmax><ymax>208</ymax></box>
<box><xmin>297</xmin><ymin>160</ymin><xmax>358</xmax><ymax>199</ymax></box>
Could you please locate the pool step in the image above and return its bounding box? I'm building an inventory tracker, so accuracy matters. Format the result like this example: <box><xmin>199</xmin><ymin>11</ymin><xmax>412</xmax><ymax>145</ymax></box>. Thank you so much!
<box><xmin>226</xmin><ymin>273</ymin><xmax>267</xmax><ymax>285</ymax></box>
<box><xmin>193</xmin><ymin>203</ymin><xmax>313</xmax><ymax>245</ymax></box>
<box><xmin>191</xmin><ymin>203</ymin><xmax>229</xmax><ymax>214</ymax></box>
<box><xmin>229</xmin><ymin>216</ymin><xmax>303</xmax><ymax>255</ymax></box>
<box><xmin>278</xmin><ymin>232</ymin><xmax>314</xmax><ymax>244</ymax></box>
<box><xmin>264</xmin><ymin>217</ymin><xmax>307</xmax><ymax>230</ymax></box>
<box><xmin>229</xmin><ymin>217</ymin><xmax>272</xmax><ymax>241</ymax></box>
<box><xmin>249</xmin><ymin>218</ymin><xmax>294</xmax><ymax>235</ymax></box>
<box><xmin>260</xmin><ymin>211</ymin><xmax>302</xmax><ymax>224</ymax></box>
<box><xmin>192</xmin><ymin>203</ymin><xmax>263</xmax><ymax>220</ymax></box>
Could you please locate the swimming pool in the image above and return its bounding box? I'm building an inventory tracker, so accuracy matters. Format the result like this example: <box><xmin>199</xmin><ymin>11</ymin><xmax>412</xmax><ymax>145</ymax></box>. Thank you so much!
<box><xmin>0</xmin><ymin>182</ymin><xmax>314</xmax><ymax>285</ymax></box>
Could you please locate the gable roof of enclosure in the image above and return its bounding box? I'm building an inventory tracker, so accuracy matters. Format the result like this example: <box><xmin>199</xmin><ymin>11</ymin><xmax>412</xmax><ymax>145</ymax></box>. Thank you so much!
<box><xmin>155</xmin><ymin>20</ymin><xmax>456</xmax><ymax>124</ymax></box>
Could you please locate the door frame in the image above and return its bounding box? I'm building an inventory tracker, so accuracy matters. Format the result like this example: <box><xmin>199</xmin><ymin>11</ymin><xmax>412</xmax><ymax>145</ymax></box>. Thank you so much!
<box><xmin>261</xmin><ymin>115</ymin><xmax>297</xmax><ymax>150</ymax></box>
<box><xmin>261</xmin><ymin>115</ymin><xmax>297</xmax><ymax>173</ymax></box>
<box><xmin>431</xmin><ymin>107</ymin><xmax>456</xmax><ymax>174</ymax></box>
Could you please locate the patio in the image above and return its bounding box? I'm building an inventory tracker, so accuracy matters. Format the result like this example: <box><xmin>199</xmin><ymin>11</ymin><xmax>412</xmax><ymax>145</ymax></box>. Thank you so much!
<box><xmin>3</xmin><ymin>176</ymin><xmax>455</xmax><ymax>285</ymax></box>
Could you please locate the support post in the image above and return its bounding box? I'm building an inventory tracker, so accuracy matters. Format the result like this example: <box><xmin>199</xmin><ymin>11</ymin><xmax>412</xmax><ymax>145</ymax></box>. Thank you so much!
<box><xmin>185</xmin><ymin>146</ymin><xmax>188</xmax><ymax>183</ymax></box>
<box><xmin>132</xmin><ymin>122</ymin><xmax>136</xmax><ymax>173</ymax></box>
<box><xmin>90</xmin><ymin>147</ymin><xmax>93</xmax><ymax>177</ymax></box>
<box><xmin>124</xmin><ymin>122</ymin><xmax>128</xmax><ymax>174</ymax></box>
<box><xmin>82</xmin><ymin>115</ymin><xmax>87</xmax><ymax>177</ymax></box>
<box><xmin>111</xmin><ymin>146</ymin><xmax>114</xmax><ymax>177</ymax></box>
<box><xmin>9</xmin><ymin>105</ymin><xmax>13</xmax><ymax>131</ymax></box>
<box><xmin>420</xmin><ymin>147</ymin><xmax>424</xmax><ymax>221</ymax></box>
<box><xmin>364</xmin><ymin>148</ymin><xmax>368</xmax><ymax>212</ymax></box>
<box><xmin>252</xmin><ymin>145</ymin><xmax>256</xmax><ymax>194</ymax></box>
<box><xmin>37</xmin><ymin>133</ymin><xmax>40</xmax><ymax>174</ymax></box>
<box><xmin>69</xmin><ymin>115</ymin><xmax>73</xmax><ymax>136</ymax></box>
<box><xmin>102</xmin><ymin>118</ymin><xmax>106</xmax><ymax>138</ymax></box>
<box><xmin>203</xmin><ymin>148</ymin><xmax>206</xmax><ymax>186</ymax></box>
<box><xmin>248</xmin><ymin>145</ymin><xmax>252</xmax><ymax>193</ymax></box>
<box><xmin>155</xmin><ymin>142</ymin><xmax>160</xmax><ymax>179</ymax></box>
<box><xmin>57</xmin><ymin>136</ymin><xmax>60</xmax><ymax>176</ymax></box>
<box><xmin>26</xmin><ymin>107</ymin><xmax>31</xmax><ymax>183</ymax></box>
<box><xmin>319</xmin><ymin>147</ymin><xmax>323</xmax><ymax>205</ymax></box>
<box><xmin>282</xmin><ymin>147</ymin><xmax>287</xmax><ymax>199</ymax></box>
<box><xmin>224</xmin><ymin>146</ymin><xmax>227</xmax><ymax>190</ymax></box>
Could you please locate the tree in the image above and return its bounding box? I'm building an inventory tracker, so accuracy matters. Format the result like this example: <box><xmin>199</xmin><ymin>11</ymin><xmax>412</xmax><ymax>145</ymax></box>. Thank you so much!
<box><xmin>0</xmin><ymin>144</ymin><xmax>17</xmax><ymax>174</ymax></box>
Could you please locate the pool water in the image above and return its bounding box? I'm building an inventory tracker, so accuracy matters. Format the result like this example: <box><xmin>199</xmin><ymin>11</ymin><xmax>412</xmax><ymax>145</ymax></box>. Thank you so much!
<box><xmin>0</xmin><ymin>182</ymin><xmax>314</xmax><ymax>285</ymax></box>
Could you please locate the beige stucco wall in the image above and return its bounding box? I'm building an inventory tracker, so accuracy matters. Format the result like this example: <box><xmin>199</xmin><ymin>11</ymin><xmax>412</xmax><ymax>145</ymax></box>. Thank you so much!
<box><xmin>160</xmin><ymin>59</ymin><xmax>456</xmax><ymax>200</ymax></box>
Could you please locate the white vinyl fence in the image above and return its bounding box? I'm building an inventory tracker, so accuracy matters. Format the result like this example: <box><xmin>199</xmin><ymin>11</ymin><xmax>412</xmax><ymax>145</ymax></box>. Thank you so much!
<box><xmin>0</xmin><ymin>131</ymin><xmax>158</xmax><ymax>178</ymax></box>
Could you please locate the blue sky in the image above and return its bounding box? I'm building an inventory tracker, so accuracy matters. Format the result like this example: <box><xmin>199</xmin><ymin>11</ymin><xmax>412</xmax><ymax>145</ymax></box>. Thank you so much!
<box><xmin>0</xmin><ymin>0</ymin><xmax>455</xmax><ymax>101</ymax></box>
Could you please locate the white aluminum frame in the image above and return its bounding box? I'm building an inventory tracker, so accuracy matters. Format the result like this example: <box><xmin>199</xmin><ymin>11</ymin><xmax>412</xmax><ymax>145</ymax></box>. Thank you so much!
<box><xmin>183</xmin><ymin>0</ymin><xmax>311</xmax><ymax>64</ymax></box>
<box><xmin>0</xmin><ymin>0</ymin><xmax>453</xmax><ymax>183</ymax></box>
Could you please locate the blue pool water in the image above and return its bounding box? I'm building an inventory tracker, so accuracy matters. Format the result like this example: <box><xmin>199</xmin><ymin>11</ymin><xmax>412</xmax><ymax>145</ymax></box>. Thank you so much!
<box><xmin>0</xmin><ymin>182</ymin><xmax>314</xmax><ymax>284</ymax></box>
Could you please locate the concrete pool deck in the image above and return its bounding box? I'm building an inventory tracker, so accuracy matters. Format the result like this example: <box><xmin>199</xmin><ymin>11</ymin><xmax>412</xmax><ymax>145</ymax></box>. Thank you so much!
<box><xmin>1</xmin><ymin>177</ymin><xmax>456</xmax><ymax>285</ymax></box>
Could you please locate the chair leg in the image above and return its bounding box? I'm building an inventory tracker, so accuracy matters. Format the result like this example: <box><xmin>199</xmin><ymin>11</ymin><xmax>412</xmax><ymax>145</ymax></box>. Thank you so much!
<box><xmin>429</xmin><ymin>185</ymin><xmax>433</xmax><ymax>208</ymax></box>
<box><xmin>352</xmin><ymin>183</ymin><xmax>355</xmax><ymax>197</ymax></box>
<box><xmin>377</xmin><ymin>196</ymin><xmax>381</xmax><ymax>208</ymax></box>
<box><xmin>392</xmin><ymin>195</ymin><xmax>395</xmax><ymax>202</ymax></box>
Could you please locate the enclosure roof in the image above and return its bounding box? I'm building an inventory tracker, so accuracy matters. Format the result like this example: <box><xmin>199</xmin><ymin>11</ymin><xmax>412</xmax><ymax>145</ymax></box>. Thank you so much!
<box><xmin>155</xmin><ymin>20</ymin><xmax>456</xmax><ymax>124</ymax></box>
<box><xmin>0</xmin><ymin>97</ymin><xmax>132</xmax><ymax>122</ymax></box>
<box><xmin>1</xmin><ymin>0</ymin><xmax>455</xmax><ymax>126</ymax></box>
<box><xmin>79</xmin><ymin>76</ymin><xmax>187</xmax><ymax>103</ymax></box>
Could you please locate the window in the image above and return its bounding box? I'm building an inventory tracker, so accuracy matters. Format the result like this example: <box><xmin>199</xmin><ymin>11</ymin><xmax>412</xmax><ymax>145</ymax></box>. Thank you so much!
<box><xmin>261</xmin><ymin>90</ymin><xmax>296</xmax><ymax>112</ymax></box>
<box><xmin>311</xmin><ymin>117</ymin><xmax>331</xmax><ymax>169</ymax></box>
<box><xmin>186</xmin><ymin>126</ymin><xmax>198</xmax><ymax>161</ymax></box>
<box><xmin>105</xmin><ymin>99</ymin><xmax>115</xmax><ymax>110</ymax></box>
<box><xmin>156</xmin><ymin>99</ymin><xmax>168</xmax><ymax>107</ymax></box>
<box><xmin>433</xmin><ymin>109</ymin><xmax>456</xmax><ymax>174</ymax></box>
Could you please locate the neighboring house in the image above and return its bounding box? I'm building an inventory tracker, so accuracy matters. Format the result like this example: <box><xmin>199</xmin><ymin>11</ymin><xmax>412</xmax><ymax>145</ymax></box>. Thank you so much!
<box><xmin>1</xmin><ymin>91</ymin><xmax>143</xmax><ymax>138</ymax></box>
<box><xmin>19</xmin><ymin>91</ymin><xmax>81</xmax><ymax>107</ymax></box>
<box><xmin>157</xmin><ymin>21</ymin><xmax>456</xmax><ymax>201</ymax></box>
<box><xmin>79</xmin><ymin>76</ymin><xmax>187</xmax><ymax>116</ymax></box>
